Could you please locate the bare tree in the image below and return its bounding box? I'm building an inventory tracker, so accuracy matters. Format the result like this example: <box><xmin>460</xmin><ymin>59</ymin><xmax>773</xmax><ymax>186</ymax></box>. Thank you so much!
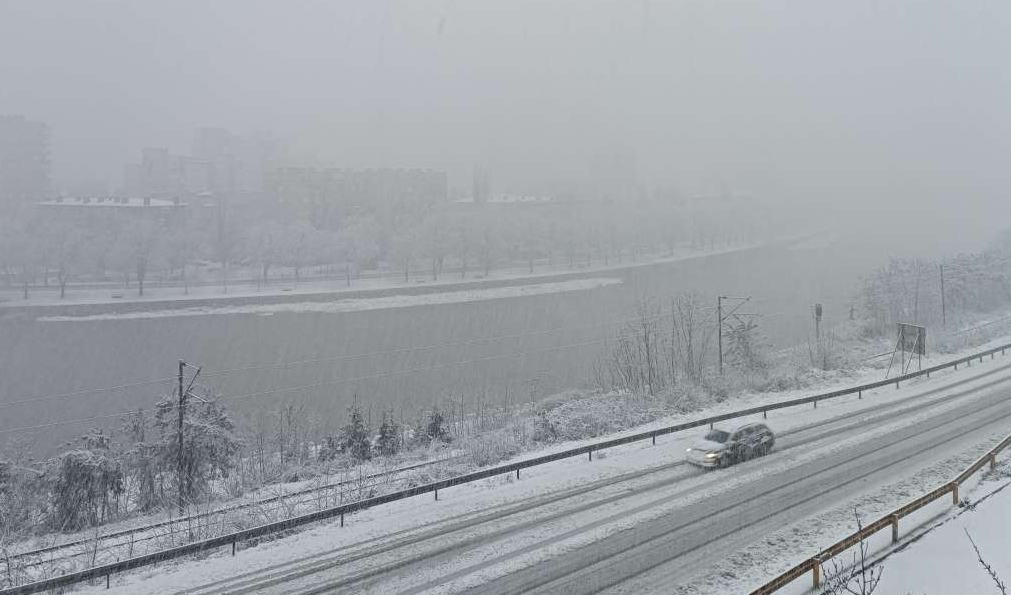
<box><xmin>391</xmin><ymin>228</ymin><xmax>418</xmax><ymax>283</ymax></box>
<box><xmin>421</xmin><ymin>213</ymin><xmax>448</xmax><ymax>280</ymax></box>
<box><xmin>820</xmin><ymin>510</ymin><xmax>882</xmax><ymax>595</ymax></box>
<box><xmin>244</xmin><ymin>220</ymin><xmax>285</xmax><ymax>289</ymax></box>
<box><xmin>111</xmin><ymin>221</ymin><xmax>165</xmax><ymax>296</ymax></box>
<box><xmin>669</xmin><ymin>292</ymin><xmax>715</xmax><ymax>386</ymax></box>
<box><xmin>479</xmin><ymin>225</ymin><xmax>502</xmax><ymax>277</ymax></box>
<box><xmin>966</xmin><ymin>529</ymin><xmax>1007</xmax><ymax>595</ymax></box>
<box><xmin>163</xmin><ymin>221</ymin><xmax>203</xmax><ymax>295</ymax></box>
<box><xmin>452</xmin><ymin>215</ymin><xmax>475</xmax><ymax>278</ymax></box>
<box><xmin>283</xmin><ymin>222</ymin><xmax>314</xmax><ymax>285</ymax></box>
<box><xmin>43</xmin><ymin>223</ymin><xmax>87</xmax><ymax>299</ymax></box>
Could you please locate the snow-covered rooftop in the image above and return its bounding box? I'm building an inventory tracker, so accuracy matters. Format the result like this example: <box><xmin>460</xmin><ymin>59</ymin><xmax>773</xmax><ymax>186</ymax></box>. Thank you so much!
<box><xmin>37</xmin><ymin>196</ymin><xmax>187</xmax><ymax>208</ymax></box>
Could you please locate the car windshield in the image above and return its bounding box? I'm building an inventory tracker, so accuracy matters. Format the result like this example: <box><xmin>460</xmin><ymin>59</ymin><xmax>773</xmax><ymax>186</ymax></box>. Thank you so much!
<box><xmin>705</xmin><ymin>430</ymin><xmax>730</xmax><ymax>443</ymax></box>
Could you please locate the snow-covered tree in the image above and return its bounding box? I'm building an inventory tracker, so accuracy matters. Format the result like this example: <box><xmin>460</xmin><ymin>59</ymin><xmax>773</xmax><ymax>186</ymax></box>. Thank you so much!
<box><xmin>375</xmin><ymin>409</ymin><xmax>401</xmax><ymax>457</ymax></box>
<box><xmin>339</xmin><ymin>401</ymin><xmax>371</xmax><ymax>462</ymax></box>
<box><xmin>153</xmin><ymin>396</ymin><xmax>241</xmax><ymax>508</ymax></box>
<box><xmin>46</xmin><ymin>430</ymin><xmax>123</xmax><ymax>530</ymax></box>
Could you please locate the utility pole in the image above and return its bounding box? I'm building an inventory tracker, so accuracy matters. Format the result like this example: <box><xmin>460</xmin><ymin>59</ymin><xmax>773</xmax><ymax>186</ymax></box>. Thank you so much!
<box><xmin>177</xmin><ymin>360</ymin><xmax>185</xmax><ymax>516</ymax></box>
<box><xmin>176</xmin><ymin>360</ymin><xmax>202</xmax><ymax>516</ymax></box>
<box><xmin>940</xmin><ymin>263</ymin><xmax>946</xmax><ymax>329</ymax></box>
<box><xmin>717</xmin><ymin>297</ymin><xmax>723</xmax><ymax>375</ymax></box>
<box><xmin>717</xmin><ymin>295</ymin><xmax>752</xmax><ymax>375</ymax></box>
<box><xmin>814</xmin><ymin>303</ymin><xmax>823</xmax><ymax>341</ymax></box>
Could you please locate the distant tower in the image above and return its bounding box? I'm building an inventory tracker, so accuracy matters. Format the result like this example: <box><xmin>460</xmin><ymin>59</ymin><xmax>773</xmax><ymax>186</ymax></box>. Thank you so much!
<box><xmin>472</xmin><ymin>165</ymin><xmax>490</xmax><ymax>204</ymax></box>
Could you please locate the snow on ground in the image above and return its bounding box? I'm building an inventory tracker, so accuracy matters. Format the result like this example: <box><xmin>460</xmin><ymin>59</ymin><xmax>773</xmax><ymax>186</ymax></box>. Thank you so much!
<box><xmin>35</xmin><ymin>277</ymin><xmax>623</xmax><ymax>321</ymax></box>
<box><xmin>71</xmin><ymin>349</ymin><xmax>1011</xmax><ymax>595</ymax></box>
<box><xmin>2</xmin><ymin>238</ymin><xmax>784</xmax><ymax>309</ymax></box>
<box><xmin>873</xmin><ymin>464</ymin><xmax>1011</xmax><ymax>595</ymax></box>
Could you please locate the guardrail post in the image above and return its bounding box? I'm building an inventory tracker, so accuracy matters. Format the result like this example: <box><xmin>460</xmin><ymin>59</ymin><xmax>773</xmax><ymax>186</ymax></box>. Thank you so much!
<box><xmin>812</xmin><ymin>558</ymin><xmax>821</xmax><ymax>588</ymax></box>
<box><xmin>952</xmin><ymin>483</ymin><xmax>959</xmax><ymax>505</ymax></box>
<box><xmin>340</xmin><ymin>513</ymin><xmax>344</xmax><ymax>527</ymax></box>
<box><xmin>980</xmin><ymin>355</ymin><xmax>984</xmax><ymax>363</ymax></box>
<box><xmin>955</xmin><ymin>361</ymin><xmax>958</xmax><ymax>370</ymax></box>
<box><xmin>106</xmin><ymin>574</ymin><xmax>110</xmax><ymax>589</ymax></box>
<box><xmin>891</xmin><ymin>515</ymin><xmax>900</xmax><ymax>543</ymax></box>
<box><xmin>232</xmin><ymin>538</ymin><xmax>237</xmax><ymax>555</ymax></box>
<box><xmin>990</xmin><ymin>453</ymin><xmax>998</xmax><ymax>470</ymax></box>
<box><xmin>516</xmin><ymin>468</ymin><xmax>520</xmax><ymax>479</ymax></box>
<box><xmin>814</xmin><ymin>400</ymin><xmax>817</xmax><ymax>409</ymax></box>
<box><xmin>589</xmin><ymin>451</ymin><xmax>593</xmax><ymax>462</ymax></box>
<box><xmin>1003</xmin><ymin>347</ymin><xmax>1006</xmax><ymax>356</ymax></box>
<box><xmin>652</xmin><ymin>433</ymin><xmax>656</xmax><ymax>445</ymax></box>
<box><xmin>895</xmin><ymin>380</ymin><xmax>900</xmax><ymax>389</ymax></box>
<box><xmin>763</xmin><ymin>410</ymin><xmax>767</xmax><ymax>419</ymax></box>
<box><xmin>858</xmin><ymin>390</ymin><xmax>862</xmax><ymax>399</ymax></box>
<box><xmin>435</xmin><ymin>489</ymin><xmax>439</xmax><ymax>501</ymax></box>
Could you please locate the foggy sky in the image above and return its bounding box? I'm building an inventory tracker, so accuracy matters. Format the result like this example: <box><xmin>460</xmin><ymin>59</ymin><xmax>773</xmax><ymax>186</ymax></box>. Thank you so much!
<box><xmin>2</xmin><ymin>0</ymin><xmax>1010</xmax><ymax>216</ymax></box>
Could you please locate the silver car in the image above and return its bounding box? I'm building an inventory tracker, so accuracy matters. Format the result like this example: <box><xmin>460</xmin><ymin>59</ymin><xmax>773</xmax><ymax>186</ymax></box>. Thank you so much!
<box><xmin>685</xmin><ymin>422</ymin><xmax>775</xmax><ymax>468</ymax></box>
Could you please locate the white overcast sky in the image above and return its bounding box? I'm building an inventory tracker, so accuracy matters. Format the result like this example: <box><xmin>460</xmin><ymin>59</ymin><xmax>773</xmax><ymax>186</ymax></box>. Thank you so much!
<box><xmin>1</xmin><ymin>0</ymin><xmax>1009</xmax><ymax>214</ymax></box>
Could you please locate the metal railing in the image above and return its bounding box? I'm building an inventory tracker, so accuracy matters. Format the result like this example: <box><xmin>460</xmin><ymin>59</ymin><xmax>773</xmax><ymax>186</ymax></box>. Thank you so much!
<box><xmin>750</xmin><ymin>432</ymin><xmax>1011</xmax><ymax>594</ymax></box>
<box><xmin>4</xmin><ymin>340</ymin><xmax>1011</xmax><ymax>595</ymax></box>
<box><xmin>6</xmin><ymin>455</ymin><xmax>461</xmax><ymax>568</ymax></box>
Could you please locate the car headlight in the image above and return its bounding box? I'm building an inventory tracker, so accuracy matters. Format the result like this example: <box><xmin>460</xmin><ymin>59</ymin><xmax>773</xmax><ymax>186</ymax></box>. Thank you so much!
<box><xmin>686</xmin><ymin>448</ymin><xmax>692</xmax><ymax>453</ymax></box>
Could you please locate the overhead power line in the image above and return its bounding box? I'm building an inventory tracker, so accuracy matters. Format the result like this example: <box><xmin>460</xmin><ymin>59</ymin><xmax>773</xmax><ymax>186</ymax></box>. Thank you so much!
<box><xmin>0</xmin><ymin>316</ymin><xmax>636</xmax><ymax>411</ymax></box>
<box><xmin>0</xmin><ymin>336</ymin><xmax>609</xmax><ymax>436</ymax></box>
<box><xmin>0</xmin><ymin>377</ymin><xmax>176</xmax><ymax>410</ymax></box>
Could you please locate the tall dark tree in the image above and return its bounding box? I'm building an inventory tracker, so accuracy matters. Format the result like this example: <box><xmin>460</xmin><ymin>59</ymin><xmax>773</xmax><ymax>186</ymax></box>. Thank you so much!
<box><xmin>338</xmin><ymin>400</ymin><xmax>371</xmax><ymax>462</ymax></box>
<box><xmin>375</xmin><ymin>409</ymin><xmax>401</xmax><ymax>457</ymax></box>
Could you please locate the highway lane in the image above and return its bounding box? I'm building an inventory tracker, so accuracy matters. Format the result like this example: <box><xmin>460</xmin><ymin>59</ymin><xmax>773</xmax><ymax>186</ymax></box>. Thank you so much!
<box><xmin>156</xmin><ymin>363</ymin><xmax>1011</xmax><ymax>595</ymax></box>
<box><xmin>468</xmin><ymin>390</ymin><xmax>1011</xmax><ymax>595</ymax></box>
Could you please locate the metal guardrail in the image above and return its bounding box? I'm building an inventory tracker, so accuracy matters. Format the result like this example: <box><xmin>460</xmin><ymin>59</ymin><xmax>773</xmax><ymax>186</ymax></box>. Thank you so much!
<box><xmin>4</xmin><ymin>340</ymin><xmax>1011</xmax><ymax>595</ymax></box>
<box><xmin>749</xmin><ymin>431</ymin><xmax>1011</xmax><ymax>594</ymax></box>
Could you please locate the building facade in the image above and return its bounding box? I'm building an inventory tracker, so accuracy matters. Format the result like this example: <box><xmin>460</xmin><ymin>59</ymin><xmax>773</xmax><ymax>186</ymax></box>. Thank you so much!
<box><xmin>268</xmin><ymin>167</ymin><xmax>448</xmax><ymax>228</ymax></box>
<box><xmin>121</xmin><ymin>128</ymin><xmax>281</xmax><ymax>204</ymax></box>
<box><xmin>0</xmin><ymin>115</ymin><xmax>52</xmax><ymax>208</ymax></box>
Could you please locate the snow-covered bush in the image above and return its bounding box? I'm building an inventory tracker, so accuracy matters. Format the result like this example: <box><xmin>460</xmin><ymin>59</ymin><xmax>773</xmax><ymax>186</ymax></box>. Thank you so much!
<box><xmin>46</xmin><ymin>439</ymin><xmax>123</xmax><ymax>531</ymax></box>
<box><xmin>464</xmin><ymin>429</ymin><xmax>523</xmax><ymax>467</ymax></box>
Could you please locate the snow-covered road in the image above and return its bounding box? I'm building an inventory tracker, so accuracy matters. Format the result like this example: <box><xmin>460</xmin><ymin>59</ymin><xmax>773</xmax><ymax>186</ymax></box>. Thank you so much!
<box><xmin>79</xmin><ymin>358</ymin><xmax>1011</xmax><ymax>595</ymax></box>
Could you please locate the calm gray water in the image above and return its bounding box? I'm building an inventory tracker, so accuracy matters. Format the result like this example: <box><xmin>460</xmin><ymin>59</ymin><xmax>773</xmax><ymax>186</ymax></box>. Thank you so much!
<box><xmin>0</xmin><ymin>237</ymin><xmax>882</xmax><ymax>452</ymax></box>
